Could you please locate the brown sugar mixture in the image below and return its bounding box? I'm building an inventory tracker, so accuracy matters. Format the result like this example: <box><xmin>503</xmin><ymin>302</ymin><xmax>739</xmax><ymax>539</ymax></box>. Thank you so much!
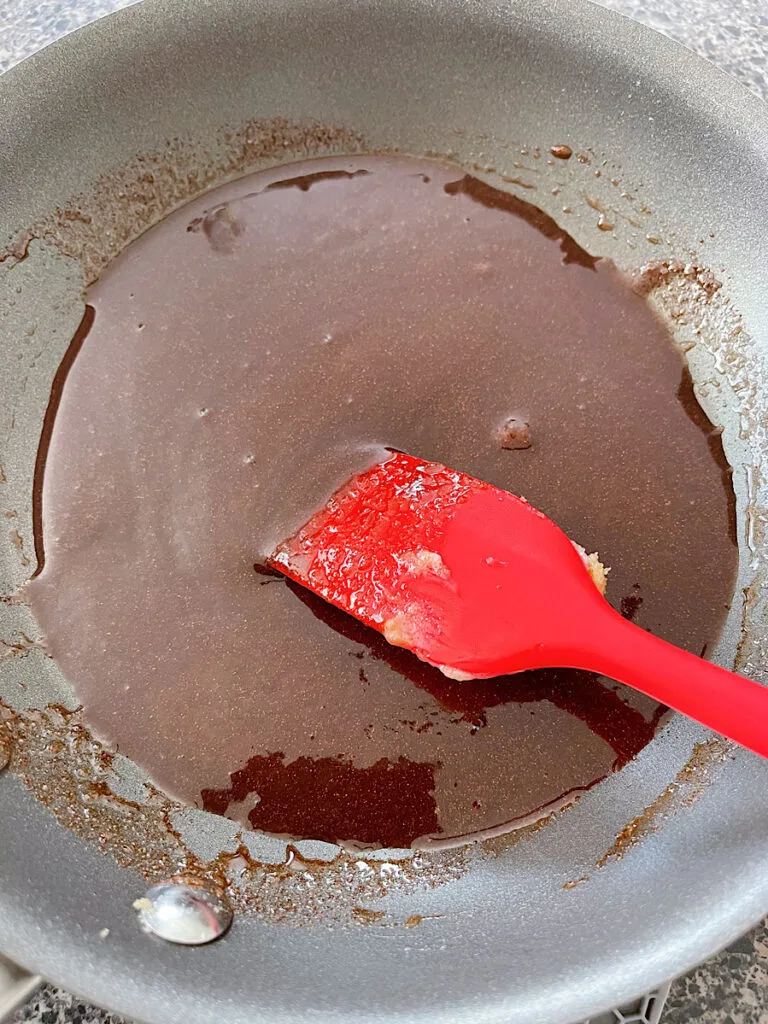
<box><xmin>26</xmin><ymin>156</ymin><xmax>737</xmax><ymax>850</ymax></box>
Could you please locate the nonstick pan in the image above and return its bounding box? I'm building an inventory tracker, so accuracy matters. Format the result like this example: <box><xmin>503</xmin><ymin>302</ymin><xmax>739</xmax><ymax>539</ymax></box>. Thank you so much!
<box><xmin>1</xmin><ymin>2</ymin><xmax>768</xmax><ymax>1022</ymax></box>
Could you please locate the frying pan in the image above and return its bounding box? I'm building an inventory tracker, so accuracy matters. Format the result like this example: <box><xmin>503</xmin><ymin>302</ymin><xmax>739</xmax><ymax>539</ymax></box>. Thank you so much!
<box><xmin>1</xmin><ymin>1</ymin><xmax>768</xmax><ymax>1022</ymax></box>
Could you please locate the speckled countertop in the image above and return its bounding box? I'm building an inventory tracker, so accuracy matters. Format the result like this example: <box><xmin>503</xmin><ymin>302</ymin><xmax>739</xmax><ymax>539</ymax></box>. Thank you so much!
<box><xmin>2</xmin><ymin>1</ymin><xmax>768</xmax><ymax>1023</ymax></box>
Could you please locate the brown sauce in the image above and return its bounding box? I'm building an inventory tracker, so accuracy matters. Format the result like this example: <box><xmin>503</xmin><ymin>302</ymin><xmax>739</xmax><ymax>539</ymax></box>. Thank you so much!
<box><xmin>26</xmin><ymin>156</ymin><xmax>737</xmax><ymax>849</ymax></box>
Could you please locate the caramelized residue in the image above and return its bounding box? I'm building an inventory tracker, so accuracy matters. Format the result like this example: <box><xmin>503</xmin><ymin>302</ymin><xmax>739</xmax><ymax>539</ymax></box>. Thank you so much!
<box><xmin>0</xmin><ymin>700</ymin><xmax>465</xmax><ymax>924</ymax></box>
<box><xmin>0</xmin><ymin>725</ymin><xmax>11</xmax><ymax>770</ymax></box>
<box><xmin>0</xmin><ymin>119</ymin><xmax>366</xmax><ymax>284</ymax></box>
<box><xmin>562</xmin><ymin>876</ymin><xmax>588</xmax><ymax>890</ymax></box>
<box><xmin>596</xmin><ymin>738</ymin><xmax>732</xmax><ymax>869</ymax></box>
<box><xmin>352</xmin><ymin>906</ymin><xmax>386</xmax><ymax>924</ymax></box>
<box><xmin>202</xmin><ymin>751</ymin><xmax>439</xmax><ymax>848</ymax></box>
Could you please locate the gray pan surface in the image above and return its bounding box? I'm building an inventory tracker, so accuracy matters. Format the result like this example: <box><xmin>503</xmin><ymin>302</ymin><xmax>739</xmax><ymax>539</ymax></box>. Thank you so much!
<box><xmin>1</xmin><ymin>1</ymin><xmax>768</xmax><ymax>1022</ymax></box>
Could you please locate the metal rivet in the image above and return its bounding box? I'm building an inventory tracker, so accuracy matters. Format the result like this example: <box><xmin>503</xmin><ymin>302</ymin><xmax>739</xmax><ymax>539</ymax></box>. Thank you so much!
<box><xmin>134</xmin><ymin>880</ymin><xmax>233</xmax><ymax>945</ymax></box>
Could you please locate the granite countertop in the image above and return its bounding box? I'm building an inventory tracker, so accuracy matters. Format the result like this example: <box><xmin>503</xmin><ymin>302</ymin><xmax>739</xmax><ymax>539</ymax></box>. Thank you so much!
<box><xmin>2</xmin><ymin>1</ymin><xmax>768</xmax><ymax>1022</ymax></box>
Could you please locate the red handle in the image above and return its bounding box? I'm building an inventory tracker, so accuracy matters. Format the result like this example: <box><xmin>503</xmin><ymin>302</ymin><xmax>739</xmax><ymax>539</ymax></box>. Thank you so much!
<box><xmin>575</xmin><ymin>608</ymin><xmax>768</xmax><ymax>759</ymax></box>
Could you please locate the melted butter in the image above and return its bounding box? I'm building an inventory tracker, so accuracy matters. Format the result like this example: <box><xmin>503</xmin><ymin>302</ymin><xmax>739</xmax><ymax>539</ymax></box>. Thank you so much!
<box><xmin>27</xmin><ymin>156</ymin><xmax>736</xmax><ymax>849</ymax></box>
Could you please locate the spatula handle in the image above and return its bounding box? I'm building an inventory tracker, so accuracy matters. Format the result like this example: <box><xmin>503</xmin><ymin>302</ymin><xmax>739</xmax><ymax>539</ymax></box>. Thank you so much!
<box><xmin>581</xmin><ymin>610</ymin><xmax>768</xmax><ymax>759</ymax></box>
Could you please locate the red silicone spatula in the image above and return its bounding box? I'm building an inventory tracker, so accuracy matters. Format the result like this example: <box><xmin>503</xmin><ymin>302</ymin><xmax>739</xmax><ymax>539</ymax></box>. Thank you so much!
<box><xmin>270</xmin><ymin>451</ymin><xmax>768</xmax><ymax>758</ymax></box>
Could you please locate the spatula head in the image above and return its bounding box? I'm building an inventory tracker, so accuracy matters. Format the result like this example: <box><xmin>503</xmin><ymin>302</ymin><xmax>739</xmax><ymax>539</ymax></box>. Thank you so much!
<box><xmin>270</xmin><ymin>451</ymin><xmax>608</xmax><ymax>679</ymax></box>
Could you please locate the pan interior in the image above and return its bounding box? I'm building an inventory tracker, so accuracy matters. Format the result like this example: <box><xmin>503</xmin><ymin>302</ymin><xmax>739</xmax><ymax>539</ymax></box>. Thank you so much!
<box><xmin>23</xmin><ymin>153</ymin><xmax>737</xmax><ymax>853</ymax></box>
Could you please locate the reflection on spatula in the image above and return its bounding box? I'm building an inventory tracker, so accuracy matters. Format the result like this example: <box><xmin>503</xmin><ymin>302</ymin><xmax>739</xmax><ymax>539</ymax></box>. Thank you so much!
<box><xmin>270</xmin><ymin>451</ymin><xmax>768</xmax><ymax>758</ymax></box>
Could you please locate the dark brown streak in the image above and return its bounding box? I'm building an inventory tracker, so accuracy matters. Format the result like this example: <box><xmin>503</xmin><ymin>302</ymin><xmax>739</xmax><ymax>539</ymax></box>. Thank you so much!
<box><xmin>676</xmin><ymin>366</ymin><xmax>737</xmax><ymax>546</ymax></box>
<box><xmin>266</xmin><ymin>169</ymin><xmax>370</xmax><ymax>193</ymax></box>
<box><xmin>31</xmin><ymin>303</ymin><xmax>96</xmax><ymax>578</ymax></box>
<box><xmin>443</xmin><ymin>175</ymin><xmax>599</xmax><ymax>270</ymax></box>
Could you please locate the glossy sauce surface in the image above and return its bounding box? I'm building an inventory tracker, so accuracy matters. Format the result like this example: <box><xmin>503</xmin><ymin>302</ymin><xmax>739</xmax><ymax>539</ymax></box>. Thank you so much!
<box><xmin>27</xmin><ymin>156</ymin><xmax>737</xmax><ymax>849</ymax></box>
